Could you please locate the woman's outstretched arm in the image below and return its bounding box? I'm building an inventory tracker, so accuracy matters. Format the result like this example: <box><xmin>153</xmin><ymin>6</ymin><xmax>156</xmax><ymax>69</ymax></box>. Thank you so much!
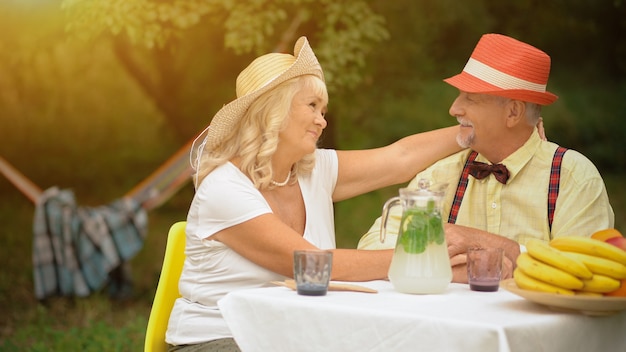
<box><xmin>333</xmin><ymin>125</ymin><xmax>461</xmax><ymax>201</ymax></box>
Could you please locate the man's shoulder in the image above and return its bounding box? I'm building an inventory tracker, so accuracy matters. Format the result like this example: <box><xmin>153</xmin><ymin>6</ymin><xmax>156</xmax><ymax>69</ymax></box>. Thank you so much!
<box><xmin>559</xmin><ymin>147</ymin><xmax>604</xmax><ymax>181</ymax></box>
<box><xmin>560</xmin><ymin>147</ymin><xmax>593</xmax><ymax>164</ymax></box>
<box><xmin>535</xmin><ymin>142</ymin><xmax>605</xmax><ymax>184</ymax></box>
<box><xmin>533</xmin><ymin>141</ymin><xmax>596</xmax><ymax>167</ymax></box>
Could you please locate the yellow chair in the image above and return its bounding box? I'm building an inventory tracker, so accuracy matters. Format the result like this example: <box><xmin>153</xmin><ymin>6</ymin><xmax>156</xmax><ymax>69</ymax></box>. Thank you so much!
<box><xmin>145</xmin><ymin>221</ymin><xmax>187</xmax><ymax>352</ymax></box>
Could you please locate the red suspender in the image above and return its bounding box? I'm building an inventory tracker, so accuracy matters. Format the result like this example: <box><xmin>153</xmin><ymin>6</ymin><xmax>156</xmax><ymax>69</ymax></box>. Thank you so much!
<box><xmin>448</xmin><ymin>147</ymin><xmax>568</xmax><ymax>235</ymax></box>
<box><xmin>548</xmin><ymin>147</ymin><xmax>568</xmax><ymax>236</ymax></box>
<box><xmin>448</xmin><ymin>151</ymin><xmax>478</xmax><ymax>224</ymax></box>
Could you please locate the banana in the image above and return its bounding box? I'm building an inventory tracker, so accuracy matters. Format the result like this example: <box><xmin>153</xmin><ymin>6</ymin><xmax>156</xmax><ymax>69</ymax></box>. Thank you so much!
<box><xmin>513</xmin><ymin>268</ymin><xmax>575</xmax><ymax>295</ymax></box>
<box><xmin>550</xmin><ymin>236</ymin><xmax>626</xmax><ymax>266</ymax></box>
<box><xmin>516</xmin><ymin>253</ymin><xmax>584</xmax><ymax>290</ymax></box>
<box><xmin>580</xmin><ymin>274</ymin><xmax>621</xmax><ymax>293</ymax></box>
<box><xmin>561</xmin><ymin>251</ymin><xmax>626</xmax><ymax>280</ymax></box>
<box><xmin>525</xmin><ymin>238</ymin><xmax>593</xmax><ymax>279</ymax></box>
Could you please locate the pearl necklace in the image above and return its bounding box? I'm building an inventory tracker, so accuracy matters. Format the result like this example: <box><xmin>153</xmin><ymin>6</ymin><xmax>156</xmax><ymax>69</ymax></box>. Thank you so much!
<box><xmin>270</xmin><ymin>170</ymin><xmax>291</xmax><ymax>187</ymax></box>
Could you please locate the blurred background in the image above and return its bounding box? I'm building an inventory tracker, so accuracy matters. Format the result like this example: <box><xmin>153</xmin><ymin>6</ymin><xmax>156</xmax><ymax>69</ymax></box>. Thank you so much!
<box><xmin>1</xmin><ymin>0</ymin><xmax>624</xmax><ymax>349</ymax></box>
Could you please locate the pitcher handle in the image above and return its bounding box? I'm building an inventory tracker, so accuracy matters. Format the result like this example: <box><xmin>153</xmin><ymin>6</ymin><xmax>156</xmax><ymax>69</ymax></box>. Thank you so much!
<box><xmin>380</xmin><ymin>196</ymin><xmax>400</xmax><ymax>244</ymax></box>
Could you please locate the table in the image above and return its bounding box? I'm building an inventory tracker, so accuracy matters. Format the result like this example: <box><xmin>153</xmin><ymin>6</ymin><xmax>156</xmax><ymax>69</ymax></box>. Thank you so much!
<box><xmin>218</xmin><ymin>280</ymin><xmax>626</xmax><ymax>352</ymax></box>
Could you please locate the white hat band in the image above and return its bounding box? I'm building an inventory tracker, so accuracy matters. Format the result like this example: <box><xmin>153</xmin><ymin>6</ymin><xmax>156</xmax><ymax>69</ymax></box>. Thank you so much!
<box><xmin>463</xmin><ymin>58</ymin><xmax>547</xmax><ymax>93</ymax></box>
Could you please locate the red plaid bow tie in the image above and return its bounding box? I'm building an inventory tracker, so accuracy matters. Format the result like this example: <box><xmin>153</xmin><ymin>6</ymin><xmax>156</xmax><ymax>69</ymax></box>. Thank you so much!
<box><xmin>468</xmin><ymin>161</ymin><xmax>510</xmax><ymax>184</ymax></box>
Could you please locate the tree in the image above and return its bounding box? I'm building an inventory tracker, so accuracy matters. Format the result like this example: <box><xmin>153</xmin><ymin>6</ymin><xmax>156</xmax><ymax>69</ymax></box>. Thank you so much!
<box><xmin>61</xmin><ymin>0</ymin><xmax>390</xmax><ymax>146</ymax></box>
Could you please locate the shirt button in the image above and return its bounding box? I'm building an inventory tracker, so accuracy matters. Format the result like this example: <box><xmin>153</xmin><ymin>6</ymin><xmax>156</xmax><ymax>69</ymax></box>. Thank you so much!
<box><xmin>491</xmin><ymin>202</ymin><xmax>497</xmax><ymax>209</ymax></box>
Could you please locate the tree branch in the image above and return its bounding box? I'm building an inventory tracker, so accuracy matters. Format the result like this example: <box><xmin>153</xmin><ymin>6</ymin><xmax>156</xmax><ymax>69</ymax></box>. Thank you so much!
<box><xmin>273</xmin><ymin>9</ymin><xmax>306</xmax><ymax>52</ymax></box>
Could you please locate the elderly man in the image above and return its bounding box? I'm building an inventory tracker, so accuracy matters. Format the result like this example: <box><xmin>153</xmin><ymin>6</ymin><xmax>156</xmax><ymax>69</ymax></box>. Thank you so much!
<box><xmin>358</xmin><ymin>33</ymin><xmax>614</xmax><ymax>282</ymax></box>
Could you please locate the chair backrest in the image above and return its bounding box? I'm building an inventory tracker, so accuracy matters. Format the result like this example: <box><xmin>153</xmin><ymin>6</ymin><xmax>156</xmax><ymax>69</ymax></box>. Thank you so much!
<box><xmin>144</xmin><ymin>221</ymin><xmax>187</xmax><ymax>352</ymax></box>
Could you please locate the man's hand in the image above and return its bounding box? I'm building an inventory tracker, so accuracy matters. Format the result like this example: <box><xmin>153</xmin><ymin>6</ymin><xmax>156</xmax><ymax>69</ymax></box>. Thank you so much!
<box><xmin>450</xmin><ymin>254</ymin><xmax>468</xmax><ymax>283</ymax></box>
<box><xmin>445</xmin><ymin>223</ymin><xmax>482</xmax><ymax>258</ymax></box>
<box><xmin>445</xmin><ymin>223</ymin><xmax>518</xmax><ymax>283</ymax></box>
<box><xmin>449</xmin><ymin>253</ymin><xmax>514</xmax><ymax>283</ymax></box>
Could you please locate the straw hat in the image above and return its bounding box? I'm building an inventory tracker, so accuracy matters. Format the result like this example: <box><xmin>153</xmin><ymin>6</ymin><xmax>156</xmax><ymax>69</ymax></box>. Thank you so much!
<box><xmin>444</xmin><ymin>33</ymin><xmax>558</xmax><ymax>105</ymax></box>
<box><xmin>198</xmin><ymin>36</ymin><xmax>324</xmax><ymax>152</ymax></box>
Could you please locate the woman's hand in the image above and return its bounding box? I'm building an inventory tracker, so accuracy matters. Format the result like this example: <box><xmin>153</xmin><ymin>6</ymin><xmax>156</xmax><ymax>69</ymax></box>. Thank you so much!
<box><xmin>537</xmin><ymin>117</ymin><xmax>547</xmax><ymax>141</ymax></box>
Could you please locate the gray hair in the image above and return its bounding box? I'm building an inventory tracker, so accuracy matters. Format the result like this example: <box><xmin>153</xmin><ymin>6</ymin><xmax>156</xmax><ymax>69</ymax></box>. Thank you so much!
<box><xmin>524</xmin><ymin>102</ymin><xmax>542</xmax><ymax>125</ymax></box>
<box><xmin>490</xmin><ymin>95</ymin><xmax>541</xmax><ymax>126</ymax></box>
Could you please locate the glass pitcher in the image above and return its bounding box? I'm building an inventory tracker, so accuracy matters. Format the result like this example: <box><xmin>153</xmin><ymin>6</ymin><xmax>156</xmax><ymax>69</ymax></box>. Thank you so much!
<box><xmin>380</xmin><ymin>179</ymin><xmax>452</xmax><ymax>294</ymax></box>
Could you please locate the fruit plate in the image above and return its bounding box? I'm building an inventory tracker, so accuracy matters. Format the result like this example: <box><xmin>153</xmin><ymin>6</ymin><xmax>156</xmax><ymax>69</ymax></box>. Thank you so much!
<box><xmin>501</xmin><ymin>279</ymin><xmax>626</xmax><ymax>316</ymax></box>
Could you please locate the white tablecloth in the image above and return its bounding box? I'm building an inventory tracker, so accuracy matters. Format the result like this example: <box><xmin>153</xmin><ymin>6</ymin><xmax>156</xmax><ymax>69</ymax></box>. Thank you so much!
<box><xmin>218</xmin><ymin>280</ymin><xmax>626</xmax><ymax>352</ymax></box>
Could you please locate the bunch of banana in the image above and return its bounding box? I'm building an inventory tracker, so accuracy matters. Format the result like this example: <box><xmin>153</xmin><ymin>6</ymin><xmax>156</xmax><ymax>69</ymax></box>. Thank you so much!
<box><xmin>550</xmin><ymin>236</ymin><xmax>626</xmax><ymax>294</ymax></box>
<box><xmin>561</xmin><ymin>252</ymin><xmax>626</xmax><ymax>281</ymax></box>
<box><xmin>550</xmin><ymin>236</ymin><xmax>626</xmax><ymax>267</ymax></box>
<box><xmin>513</xmin><ymin>267</ymin><xmax>575</xmax><ymax>295</ymax></box>
<box><xmin>515</xmin><ymin>239</ymin><xmax>587</xmax><ymax>295</ymax></box>
<box><xmin>526</xmin><ymin>239</ymin><xmax>593</xmax><ymax>279</ymax></box>
<box><xmin>514</xmin><ymin>237</ymin><xmax>626</xmax><ymax>295</ymax></box>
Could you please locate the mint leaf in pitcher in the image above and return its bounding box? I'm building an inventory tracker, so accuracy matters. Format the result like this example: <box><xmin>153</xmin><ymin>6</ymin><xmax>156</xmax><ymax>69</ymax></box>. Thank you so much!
<box><xmin>398</xmin><ymin>199</ymin><xmax>444</xmax><ymax>254</ymax></box>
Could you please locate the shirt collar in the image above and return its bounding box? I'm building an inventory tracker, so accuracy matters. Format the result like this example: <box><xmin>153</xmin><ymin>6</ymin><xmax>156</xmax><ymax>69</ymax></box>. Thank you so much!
<box><xmin>475</xmin><ymin>128</ymin><xmax>540</xmax><ymax>183</ymax></box>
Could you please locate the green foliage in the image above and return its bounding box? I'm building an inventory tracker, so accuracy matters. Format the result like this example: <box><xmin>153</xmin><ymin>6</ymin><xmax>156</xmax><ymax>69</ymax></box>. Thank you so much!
<box><xmin>315</xmin><ymin>0</ymin><xmax>389</xmax><ymax>90</ymax></box>
<box><xmin>223</xmin><ymin>0</ymin><xmax>290</xmax><ymax>55</ymax></box>
<box><xmin>61</xmin><ymin>0</ymin><xmax>389</xmax><ymax>94</ymax></box>
<box><xmin>542</xmin><ymin>75</ymin><xmax>626</xmax><ymax>172</ymax></box>
<box><xmin>61</xmin><ymin>0</ymin><xmax>218</xmax><ymax>48</ymax></box>
<box><xmin>0</xmin><ymin>4</ymin><xmax>178</xmax><ymax>200</ymax></box>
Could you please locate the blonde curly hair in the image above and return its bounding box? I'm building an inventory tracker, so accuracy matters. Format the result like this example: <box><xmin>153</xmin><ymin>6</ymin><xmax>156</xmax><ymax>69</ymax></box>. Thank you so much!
<box><xmin>194</xmin><ymin>74</ymin><xmax>328</xmax><ymax>189</ymax></box>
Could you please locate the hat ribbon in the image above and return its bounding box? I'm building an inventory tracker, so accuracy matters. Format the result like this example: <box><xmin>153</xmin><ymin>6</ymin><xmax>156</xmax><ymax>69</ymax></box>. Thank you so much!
<box><xmin>463</xmin><ymin>58</ymin><xmax>547</xmax><ymax>93</ymax></box>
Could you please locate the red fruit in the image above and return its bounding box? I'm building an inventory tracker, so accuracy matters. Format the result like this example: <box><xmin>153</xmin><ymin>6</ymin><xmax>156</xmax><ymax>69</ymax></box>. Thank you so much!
<box><xmin>605</xmin><ymin>236</ymin><xmax>626</xmax><ymax>252</ymax></box>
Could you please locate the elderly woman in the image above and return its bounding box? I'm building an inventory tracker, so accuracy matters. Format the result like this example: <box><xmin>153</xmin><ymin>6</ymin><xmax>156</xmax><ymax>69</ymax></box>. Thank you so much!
<box><xmin>166</xmin><ymin>36</ymin><xmax>461</xmax><ymax>351</ymax></box>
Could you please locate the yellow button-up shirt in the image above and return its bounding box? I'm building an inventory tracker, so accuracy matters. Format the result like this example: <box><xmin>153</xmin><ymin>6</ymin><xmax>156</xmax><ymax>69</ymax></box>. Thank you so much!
<box><xmin>358</xmin><ymin>130</ymin><xmax>615</xmax><ymax>250</ymax></box>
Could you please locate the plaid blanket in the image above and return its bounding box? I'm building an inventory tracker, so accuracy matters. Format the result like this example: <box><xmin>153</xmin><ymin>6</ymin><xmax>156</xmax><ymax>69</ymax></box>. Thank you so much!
<box><xmin>32</xmin><ymin>187</ymin><xmax>147</xmax><ymax>299</ymax></box>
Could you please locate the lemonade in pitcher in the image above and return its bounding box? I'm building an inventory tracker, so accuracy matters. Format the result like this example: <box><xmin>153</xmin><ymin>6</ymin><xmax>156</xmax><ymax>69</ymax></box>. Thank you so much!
<box><xmin>381</xmin><ymin>180</ymin><xmax>452</xmax><ymax>294</ymax></box>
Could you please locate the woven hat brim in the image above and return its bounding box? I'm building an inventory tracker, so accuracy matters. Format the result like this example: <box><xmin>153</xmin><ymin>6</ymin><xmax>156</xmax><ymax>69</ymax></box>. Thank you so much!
<box><xmin>444</xmin><ymin>71</ymin><xmax>558</xmax><ymax>106</ymax></box>
<box><xmin>204</xmin><ymin>37</ymin><xmax>324</xmax><ymax>150</ymax></box>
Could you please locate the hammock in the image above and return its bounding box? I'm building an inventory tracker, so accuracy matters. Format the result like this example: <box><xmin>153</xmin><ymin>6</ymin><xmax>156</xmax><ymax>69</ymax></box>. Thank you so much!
<box><xmin>0</xmin><ymin>138</ymin><xmax>193</xmax><ymax>211</ymax></box>
<box><xmin>123</xmin><ymin>138</ymin><xmax>194</xmax><ymax>211</ymax></box>
<box><xmin>1</xmin><ymin>140</ymin><xmax>194</xmax><ymax>299</ymax></box>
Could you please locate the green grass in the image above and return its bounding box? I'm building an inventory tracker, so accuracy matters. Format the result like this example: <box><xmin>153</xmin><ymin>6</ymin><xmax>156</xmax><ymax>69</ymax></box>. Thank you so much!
<box><xmin>1</xmin><ymin>298</ymin><xmax>148</xmax><ymax>351</ymax></box>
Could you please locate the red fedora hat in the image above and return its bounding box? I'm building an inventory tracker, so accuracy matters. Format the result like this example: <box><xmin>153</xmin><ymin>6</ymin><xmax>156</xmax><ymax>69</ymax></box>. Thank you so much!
<box><xmin>444</xmin><ymin>33</ymin><xmax>558</xmax><ymax>105</ymax></box>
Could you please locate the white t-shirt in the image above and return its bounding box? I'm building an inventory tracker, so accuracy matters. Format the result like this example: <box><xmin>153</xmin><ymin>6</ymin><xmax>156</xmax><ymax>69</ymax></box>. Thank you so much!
<box><xmin>166</xmin><ymin>149</ymin><xmax>338</xmax><ymax>345</ymax></box>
